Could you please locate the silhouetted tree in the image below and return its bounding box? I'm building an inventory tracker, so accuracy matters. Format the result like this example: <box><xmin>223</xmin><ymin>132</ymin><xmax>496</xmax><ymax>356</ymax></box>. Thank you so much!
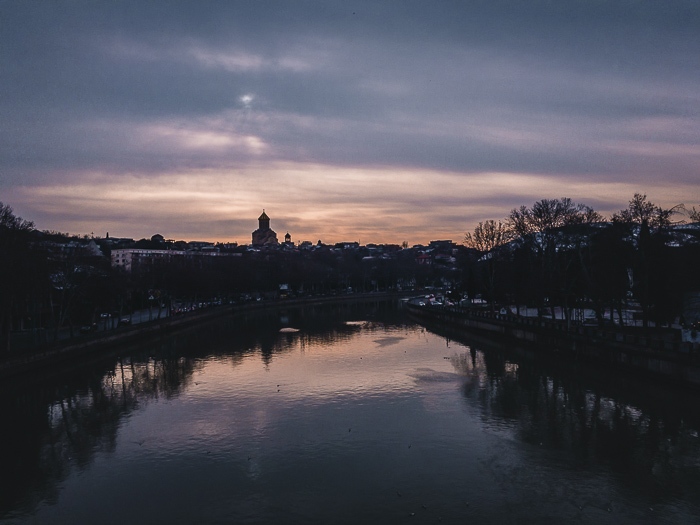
<box><xmin>464</xmin><ymin>220</ymin><xmax>511</xmax><ymax>311</ymax></box>
<box><xmin>0</xmin><ymin>202</ymin><xmax>38</xmax><ymax>353</ymax></box>
<box><xmin>578</xmin><ymin>222</ymin><xmax>632</xmax><ymax>326</ymax></box>
<box><xmin>506</xmin><ymin>198</ymin><xmax>603</xmax><ymax>319</ymax></box>
<box><xmin>684</xmin><ymin>205</ymin><xmax>700</xmax><ymax>223</ymax></box>
<box><xmin>612</xmin><ymin>193</ymin><xmax>682</xmax><ymax>229</ymax></box>
<box><xmin>612</xmin><ymin>194</ymin><xmax>684</xmax><ymax>327</ymax></box>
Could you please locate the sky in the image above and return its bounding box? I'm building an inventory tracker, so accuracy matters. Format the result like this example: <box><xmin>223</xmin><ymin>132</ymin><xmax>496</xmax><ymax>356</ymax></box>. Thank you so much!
<box><xmin>1</xmin><ymin>0</ymin><xmax>698</xmax><ymax>245</ymax></box>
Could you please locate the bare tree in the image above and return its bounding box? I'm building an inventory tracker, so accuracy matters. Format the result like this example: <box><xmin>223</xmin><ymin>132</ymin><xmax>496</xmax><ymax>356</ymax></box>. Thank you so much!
<box><xmin>508</xmin><ymin>198</ymin><xmax>602</xmax><ymax>237</ymax></box>
<box><xmin>464</xmin><ymin>220</ymin><xmax>511</xmax><ymax>311</ymax></box>
<box><xmin>683</xmin><ymin>205</ymin><xmax>700</xmax><ymax>223</ymax></box>
<box><xmin>0</xmin><ymin>202</ymin><xmax>36</xmax><ymax>353</ymax></box>
<box><xmin>0</xmin><ymin>202</ymin><xmax>34</xmax><ymax>232</ymax></box>
<box><xmin>464</xmin><ymin>220</ymin><xmax>510</xmax><ymax>252</ymax></box>
<box><xmin>505</xmin><ymin>198</ymin><xmax>603</xmax><ymax>321</ymax></box>
<box><xmin>611</xmin><ymin>194</ymin><xmax>687</xmax><ymax>328</ymax></box>
<box><xmin>612</xmin><ymin>193</ymin><xmax>683</xmax><ymax>229</ymax></box>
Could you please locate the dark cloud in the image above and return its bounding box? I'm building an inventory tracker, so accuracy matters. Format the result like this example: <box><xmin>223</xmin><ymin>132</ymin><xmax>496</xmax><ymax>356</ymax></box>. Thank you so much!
<box><xmin>1</xmin><ymin>1</ymin><xmax>698</xmax><ymax>239</ymax></box>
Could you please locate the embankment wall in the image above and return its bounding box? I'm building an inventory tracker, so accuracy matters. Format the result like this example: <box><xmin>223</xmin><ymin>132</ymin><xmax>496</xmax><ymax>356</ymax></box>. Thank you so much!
<box><xmin>0</xmin><ymin>292</ymin><xmax>409</xmax><ymax>378</ymax></box>
<box><xmin>407</xmin><ymin>303</ymin><xmax>700</xmax><ymax>387</ymax></box>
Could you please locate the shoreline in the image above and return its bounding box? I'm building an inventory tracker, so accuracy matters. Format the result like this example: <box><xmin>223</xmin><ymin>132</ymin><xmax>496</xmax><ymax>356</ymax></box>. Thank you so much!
<box><xmin>406</xmin><ymin>301</ymin><xmax>700</xmax><ymax>388</ymax></box>
<box><xmin>0</xmin><ymin>292</ymin><xmax>412</xmax><ymax>378</ymax></box>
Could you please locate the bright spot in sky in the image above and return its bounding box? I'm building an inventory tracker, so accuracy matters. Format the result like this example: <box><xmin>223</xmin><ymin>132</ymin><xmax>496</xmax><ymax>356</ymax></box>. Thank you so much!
<box><xmin>1</xmin><ymin>2</ymin><xmax>698</xmax><ymax>244</ymax></box>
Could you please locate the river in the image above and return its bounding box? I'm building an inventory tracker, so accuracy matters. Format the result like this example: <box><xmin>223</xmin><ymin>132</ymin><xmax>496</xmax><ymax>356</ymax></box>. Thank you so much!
<box><xmin>2</xmin><ymin>300</ymin><xmax>699</xmax><ymax>524</ymax></box>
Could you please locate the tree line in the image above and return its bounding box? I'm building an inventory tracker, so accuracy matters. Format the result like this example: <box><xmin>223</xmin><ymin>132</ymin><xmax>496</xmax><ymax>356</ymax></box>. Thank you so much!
<box><xmin>463</xmin><ymin>194</ymin><xmax>700</xmax><ymax>328</ymax></box>
<box><xmin>1</xmin><ymin>195</ymin><xmax>699</xmax><ymax>354</ymax></box>
<box><xmin>0</xmin><ymin>201</ymin><xmax>447</xmax><ymax>353</ymax></box>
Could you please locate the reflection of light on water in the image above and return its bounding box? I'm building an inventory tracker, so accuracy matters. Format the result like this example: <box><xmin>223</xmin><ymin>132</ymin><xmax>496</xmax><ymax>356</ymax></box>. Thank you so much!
<box><xmin>372</xmin><ymin>336</ymin><xmax>405</xmax><ymax>348</ymax></box>
<box><xmin>410</xmin><ymin>368</ymin><xmax>466</xmax><ymax>383</ymax></box>
<box><xmin>504</xmin><ymin>362</ymin><xmax>519</xmax><ymax>377</ymax></box>
<box><xmin>16</xmin><ymin>307</ymin><xmax>700</xmax><ymax>525</ymax></box>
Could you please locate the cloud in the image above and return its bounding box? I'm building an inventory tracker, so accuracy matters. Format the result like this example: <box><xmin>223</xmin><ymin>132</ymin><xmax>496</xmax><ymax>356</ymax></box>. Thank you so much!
<box><xmin>1</xmin><ymin>1</ymin><xmax>698</xmax><ymax>241</ymax></box>
<box><xmin>6</xmin><ymin>163</ymin><xmax>698</xmax><ymax>245</ymax></box>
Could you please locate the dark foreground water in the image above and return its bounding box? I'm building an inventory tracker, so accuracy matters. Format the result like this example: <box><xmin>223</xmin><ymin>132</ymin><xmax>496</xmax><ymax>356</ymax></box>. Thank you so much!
<box><xmin>2</xmin><ymin>301</ymin><xmax>700</xmax><ymax>524</ymax></box>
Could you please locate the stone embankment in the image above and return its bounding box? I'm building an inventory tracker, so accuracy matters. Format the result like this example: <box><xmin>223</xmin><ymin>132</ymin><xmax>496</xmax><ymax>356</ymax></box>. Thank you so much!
<box><xmin>406</xmin><ymin>301</ymin><xmax>700</xmax><ymax>387</ymax></box>
<box><xmin>0</xmin><ymin>292</ymin><xmax>409</xmax><ymax>378</ymax></box>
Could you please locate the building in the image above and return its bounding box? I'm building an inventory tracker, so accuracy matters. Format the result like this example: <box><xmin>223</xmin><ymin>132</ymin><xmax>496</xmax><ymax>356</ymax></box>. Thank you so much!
<box><xmin>111</xmin><ymin>249</ymin><xmax>184</xmax><ymax>273</ymax></box>
<box><xmin>252</xmin><ymin>210</ymin><xmax>278</xmax><ymax>246</ymax></box>
<box><xmin>111</xmin><ymin>248</ymin><xmax>233</xmax><ymax>273</ymax></box>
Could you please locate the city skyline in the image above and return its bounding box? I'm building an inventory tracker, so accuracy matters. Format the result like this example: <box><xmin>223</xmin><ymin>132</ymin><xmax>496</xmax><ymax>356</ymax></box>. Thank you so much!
<box><xmin>1</xmin><ymin>1</ymin><xmax>698</xmax><ymax>245</ymax></box>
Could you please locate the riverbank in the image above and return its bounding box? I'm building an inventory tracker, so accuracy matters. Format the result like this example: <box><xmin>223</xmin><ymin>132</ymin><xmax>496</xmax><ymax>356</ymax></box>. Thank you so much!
<box><xmin>0</xmin><ymin>292</ymin><xmax>412</xmax><ymax>378</ymax></box>
<box><xmin>406</xmin><ymin>301</ymin><xmax>700</xmax><ymax>388</ymax></box>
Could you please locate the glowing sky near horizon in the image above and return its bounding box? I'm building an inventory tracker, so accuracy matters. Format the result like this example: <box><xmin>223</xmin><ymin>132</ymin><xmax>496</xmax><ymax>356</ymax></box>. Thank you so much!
<box><xmin>1</xmin><ymin>1</ymin><xmax>698</xmax><ymax>245</ymax></box>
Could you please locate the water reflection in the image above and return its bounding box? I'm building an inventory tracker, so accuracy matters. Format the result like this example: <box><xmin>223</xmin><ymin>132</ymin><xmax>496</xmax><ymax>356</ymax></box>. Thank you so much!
<box><xmin>1</xmin><ymin>301</ymin><xmax>404</xmax><ymax>520</ymax></box>
<box><xmin>438</xmin><ymin>324</ymin><xmax>700</xmax><ymax>515</ymax></box>
<box><xmin>2</xmin><ymin>301</ymin><xmax>699</xmax><ymax>524</ymax></box>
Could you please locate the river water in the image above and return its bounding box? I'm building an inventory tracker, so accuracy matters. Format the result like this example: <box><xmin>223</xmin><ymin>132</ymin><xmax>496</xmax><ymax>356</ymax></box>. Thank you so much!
<box><xmin>2</xmin><ymin>300</ymin><xmax>699</xmax><ymax>524</ymax></box>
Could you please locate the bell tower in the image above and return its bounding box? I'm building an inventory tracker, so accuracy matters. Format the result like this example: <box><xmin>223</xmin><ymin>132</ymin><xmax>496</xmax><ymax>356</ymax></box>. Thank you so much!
<box><xmin>252</xmin><ymin>209</ymin><xmax>278</xmax><ymax>246</ymax></box>
<box><xmin>258</xmin><ymin>210</ymin><xmax>270</xmax><ymax>230</ymax></box>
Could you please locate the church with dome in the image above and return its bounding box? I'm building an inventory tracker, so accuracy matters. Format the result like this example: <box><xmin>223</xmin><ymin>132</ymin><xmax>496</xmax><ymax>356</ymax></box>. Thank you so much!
<box><xmin>251</xmin><ymin>210</ymin><xmax>279</xmax><ymax>246</ymax></box>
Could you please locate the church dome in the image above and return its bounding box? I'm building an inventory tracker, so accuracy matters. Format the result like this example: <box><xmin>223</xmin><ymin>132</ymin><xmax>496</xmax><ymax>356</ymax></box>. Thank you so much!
<box><xmin>252</xmin><ymin>209</ymin><xmax>277</xmax><ymax>246</ymax></box>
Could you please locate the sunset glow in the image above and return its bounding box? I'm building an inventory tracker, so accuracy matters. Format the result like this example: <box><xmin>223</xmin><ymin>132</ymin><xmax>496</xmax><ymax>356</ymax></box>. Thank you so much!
<box><xmin>1</xmin><ymin>1</ymin><xmax>698</xmax><ymax>244</ymax></box>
